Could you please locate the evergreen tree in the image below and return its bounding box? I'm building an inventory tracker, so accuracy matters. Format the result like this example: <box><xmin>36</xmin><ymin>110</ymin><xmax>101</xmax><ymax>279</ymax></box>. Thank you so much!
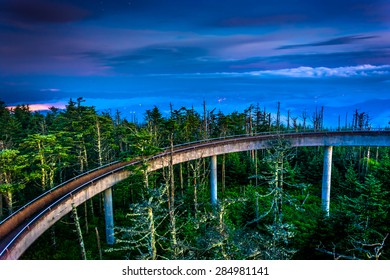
<box><xmin>21</xmin><ymin>134</ymin><xmax>70</xmax><ymax>190</ymax></box>
<box><xmin>108</xmin><ymin>186</ymin><xmax>168</xmax><ymax>260</ymax></box>
<box><xmin>0</xmin><ymin>149</ymin><xmax>28</xmax><ymax>215</ymax></box>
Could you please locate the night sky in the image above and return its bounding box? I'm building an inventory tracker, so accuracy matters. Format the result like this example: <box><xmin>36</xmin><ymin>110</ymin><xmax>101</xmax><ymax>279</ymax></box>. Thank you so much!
<box><xmin>0</xmin><ymin>0</ymin><xmax>389</xmax><ymax>127</ymax></box>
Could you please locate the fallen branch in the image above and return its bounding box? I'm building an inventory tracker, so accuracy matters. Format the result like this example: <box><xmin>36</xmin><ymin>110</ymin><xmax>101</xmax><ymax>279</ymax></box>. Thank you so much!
<box><xmin>315</xmin><ymin>248</ymin><xmax>361</xmax><ymax>260</ymax></box>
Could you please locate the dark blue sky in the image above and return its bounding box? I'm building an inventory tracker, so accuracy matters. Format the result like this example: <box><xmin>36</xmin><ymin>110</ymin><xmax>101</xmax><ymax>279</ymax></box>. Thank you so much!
<box><xmin>0</xmin><ymin>0</ymin><xmax>389</xmax><ymax>127</ymax></box>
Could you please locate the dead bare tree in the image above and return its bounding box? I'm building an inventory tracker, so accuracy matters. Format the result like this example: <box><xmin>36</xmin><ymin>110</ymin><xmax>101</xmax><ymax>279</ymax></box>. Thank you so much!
<box><xmin>71</xmin><ymin>204</ymin><xmax>87</xmax><ymax>260</ymax></box>
<box><xmin>108</xmin><ymin>186</ymin><xmax>169</xmax><ymax>260</ymax></box>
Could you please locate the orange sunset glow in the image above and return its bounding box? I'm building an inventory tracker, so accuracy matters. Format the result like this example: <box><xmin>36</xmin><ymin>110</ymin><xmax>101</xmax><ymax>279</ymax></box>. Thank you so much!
<box><xmin>6</xmin><ymin>103</ymin><xmax>66</xmax><ymax>112</ymax></box>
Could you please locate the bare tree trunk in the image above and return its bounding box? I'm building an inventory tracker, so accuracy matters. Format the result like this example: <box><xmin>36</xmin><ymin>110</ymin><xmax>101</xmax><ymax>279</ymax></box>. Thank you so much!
<box><xmin>338</xmin><ymin>115</ymin><xmax>341</xmax><ymax>131</ymax></box>
<box><xmin>255</xmin><ymin>150</ymin><xmax>258</xmax><ymax>186</ymax></box>
<box><xmin>250</xmin><ymin>107</ymin><xmax>253</xmax><ymax>135</ymax></box>
<box><xmin>365</xmin><ymin>147</ymin><xmax>371</xmax><ymax>175</ymax></box>
<box><xmin>161</xmin><ymin>137</ymin><xmax>179</xmax><ymax>258</ymax></box>
<box><xmin>190</xmin><ymin>161</ymin><xmax>200</xmax><ymax>214</ymax></box>
<box><xmin>169</xmin><ymin>137</ymin><xmax>178</xmax><ymax>256</ymax></box>
<box><xmin>79</xmin><ymin>148</ymin><xmax>84</xmax><ymax>173</ymax></box>
<box><xmin>143</xmin><ymin>170</ymin><xmax>149</xmax><ymax>189</ymax></box>
<box><xmin>221</xmin><ymin>154</ymin><xmax>226</xmax><ymax>197</ymax></box>
<box><xmin>84</xmin><ymin>202</ymin><xmax>89</xmax><ymax>234</ymax></box>
<box><xmin>4</xmin><ymin>189</ymin><xmax>13</xmax><ymax>215</ymax></box>
<box><xmin>179</xmin><ymin>163</ymin><xmax>184</xmax><ymax>197</ymax></box>
<box><xmin>83</xmin><ymin>143</ymin><xmax>89</xmax><ymax>171</ymax></box>
<box><xmin>268</xmin><ymin>113</ymin><xmax>272</xmax><ymax>130</ymax></box>
<box><xmin>78</xmin><ymin>141</ymin><xmax>89</xmax><ymax>174</ymax></box>
<box><xmin>279</xmin><ymin>155</ymin><xmax>284</xmax><ymax>217</ymax></box>
<box><xmin>194</xmin><ymin>167</ymin><xmax>198</xmax><ymax>214</ymax></box>
<box><xmin>169</xmin><ymin>202</ymin><xmax>178</xmax><ymax>257</ymax></box>
<box><xmin>217</xmin><ymin>203</ymin><xmax>230</xmax><ymax>260</ymax></box>
<box><xmin>148</xmin><ymin>206</ymin><xmax>157</xmax><ymax>260</ymax></box>
<box><xmin>37</xmin><ymin>140</ymin><xmax>47</xmax><ymax>191</ymax></box>
<box><xmin>95</xmin><ymin>227</ymin><xmax>102</xmax><ymax>260</ymax></box>
<box><xmin>255</xmin><ymin>195</ymin><xmax>259</xmax><ymax>222</ymax></box>
<box><xmin>187</xmin><ymin>161</ymin><xmax>191</xmax><ymax>190</ymax></box>
<box><xmin>302</xmin><ymin>111</ymin><xmax>307</xmax><ymax>131</ymax></box>
<box><xmin>287</xmin><ymin>110</ymin><xmax>290</xmax><ymax>130</ymax></box>
<box><xmin>276</xmin><ymin>101</ymin><xmax>281</xmax><ymax>129</ymax></box>
<box><xmin>96</xmin><ymin>118</ymin><xmax>103</xmax><ymax>167</ymax></box>
<box><xmin>72</xmin><ymin>204</ymin><xmax>87</xmax><ymax>260</ymax></box>
<box><xmin>274</xmin><ymin>161</ymin><xmax>279</xmax><ymax>219</ymax></box>
<box><xmin>203</xmin><ymin>100</ymin><xmax>208</xmax><ymax>139</ymax></box>
<box><xmin>247</xmin><ymin>106</ymin><xmax>255</xmax><ymax>162</ymax></box>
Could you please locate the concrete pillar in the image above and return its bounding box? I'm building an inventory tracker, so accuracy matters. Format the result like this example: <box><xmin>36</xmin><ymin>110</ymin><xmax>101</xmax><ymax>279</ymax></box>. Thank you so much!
<box><xmin>321</xmin><ymin>146</ymin><xmax>333</xmax><ymax>215</ymax></box>
<box><xmin>210</xmin><ymin>155</ymin><xmax>218</xmax><ymax>206</ymax></box>
<box><xmin>104</xmin><ymin>188</ymin><xmax>115</xmax><ymax>245</ymax></box>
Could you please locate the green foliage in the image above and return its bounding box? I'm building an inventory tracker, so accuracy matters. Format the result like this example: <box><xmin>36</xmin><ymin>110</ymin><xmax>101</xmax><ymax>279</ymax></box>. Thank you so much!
<box><xmin>128</xmin><ymin>128</ymin><xmax>163</xmax><ymax>159</ymax></box>
<box><xmin>313</xmin><ymin>172</ymin><xmax>390</xmax><ymax>260</ymax></box>
<box><xmin>107</xmin><ymin>186</ymin><xmax>169</xmax><ymax>260</ymax></box>
<box><xmin>224</xmin><ymin>153</ymin><xmax>249</xmax><ymax>187</ymax></box>
<box><xmin>372</xmin><ymin>152</ymin><xmax>390</xmax><ymax>186</ymax></box>
<box><xmin>21</xmin><ymin>133</ymin><xmax>70</xmax><ymax>190</ymax></box>
<box><xmin>341</xmin><ymin>174</ymin><xmax>389</xmax><ymax>228</ymax></box>
<box><xmin>0</xmin><ymin>149</ymin><xmax>28</xmax><ymax>214</ymax></box>
<box><xmin>1</xmin><ymin>99</ymin><xmax>389</xmax><ymax>260</ymax></box>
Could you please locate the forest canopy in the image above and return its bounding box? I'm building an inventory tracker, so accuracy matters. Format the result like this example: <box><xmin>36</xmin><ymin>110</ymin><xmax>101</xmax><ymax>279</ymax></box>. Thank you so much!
<box><xmin>0</xmin><ymin>98</ymin><xmax>389</xmax><ymax>260</ymax></box>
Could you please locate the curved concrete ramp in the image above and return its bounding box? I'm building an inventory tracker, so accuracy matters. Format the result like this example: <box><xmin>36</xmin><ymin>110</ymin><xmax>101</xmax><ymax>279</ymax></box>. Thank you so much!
<box><xmin>1</xmin><ymin>131</ymin><xmax>389</xmax><ymax>259</ymax></box>
<box><xmin>147</xmin><ymin>131</ymin><xmax>390</xmax><ymax>171</ymax></box>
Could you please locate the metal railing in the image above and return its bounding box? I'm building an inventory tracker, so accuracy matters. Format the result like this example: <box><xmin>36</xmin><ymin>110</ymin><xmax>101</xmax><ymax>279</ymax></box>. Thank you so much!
<box><xmin>0</xmin><ymin>161</ymin><xmax>139</xmax><ymax>258</ymax></box>
<box><xmin>0</xmin><ymin>161</ymin><xmax>121</xmax><ymax>226</ymax></box>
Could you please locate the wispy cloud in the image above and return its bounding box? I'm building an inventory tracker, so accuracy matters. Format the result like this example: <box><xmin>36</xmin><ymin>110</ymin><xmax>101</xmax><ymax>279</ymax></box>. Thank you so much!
<box><xmin>248</xmin><ymin>64</ymin><xmax>390</xmax><ymax>78</ymax></box>
<box><xmin>40</xmin><ymin>88</ymin><xmax>61</xmax><ymax>92</ymax></box>
<box><xmin>278</xmin><ymin>35</ymin><xmax>378</xmax><ymax>50</ymax></box>
<box><xmin>216</xmin><ymin>14</ymin><xmax>305</xmax><ymax>27</ymax></box>
<box><xmin>189</xmin><ymin>64</ymin><xmax>390</xmax><ymax>79</ymax></box>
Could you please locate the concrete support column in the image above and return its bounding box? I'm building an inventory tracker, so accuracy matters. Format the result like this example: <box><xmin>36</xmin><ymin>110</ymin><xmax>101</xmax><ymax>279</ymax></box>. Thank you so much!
<box><xmin>104</xmin><ymin>187</ymin><xmax>115</xmax><ymax>245</ymax></box>
<box><xmin>210</xmin><ymin>155</ymin><xmax>218</xmax><ymax>206</ymax></box>
<box><xmin>321</xmin><ymin>146</ymin><xmax>333</xmax><ymax>216</ymax></box>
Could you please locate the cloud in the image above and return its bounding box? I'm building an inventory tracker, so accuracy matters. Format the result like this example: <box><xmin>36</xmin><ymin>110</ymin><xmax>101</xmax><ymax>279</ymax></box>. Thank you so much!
<box><xmin>81</xmin><ymin>46</ymin><xmax>210</xmax><ymax>75</ymax></box>
<box><xmin>40</xmin><ymin>88</ymin><xmax>61</xmax><ymax>92</ymax></box>
<box><xmin>172</xmin><ymin>64</ymin><xmax>390</xmax><ymax>79</ymax></box>
<box><xmin>216</xmin><ymin>14</ymin><xmax>306</xmax><ymax>27</ymax></box>
<box><xmin>3</xmin><ymin>0</ymin><xmax>90</xmax><ymax>24</ymax></box>
<box><xmin>278</xmin><ymin>35</ymin><xmax>378</xmax><ymax>49</ymax></box>
<box><xmin>249</xmin><ymin>64</ymin><xmax>390</xmax><ymax>78</ymax></box>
